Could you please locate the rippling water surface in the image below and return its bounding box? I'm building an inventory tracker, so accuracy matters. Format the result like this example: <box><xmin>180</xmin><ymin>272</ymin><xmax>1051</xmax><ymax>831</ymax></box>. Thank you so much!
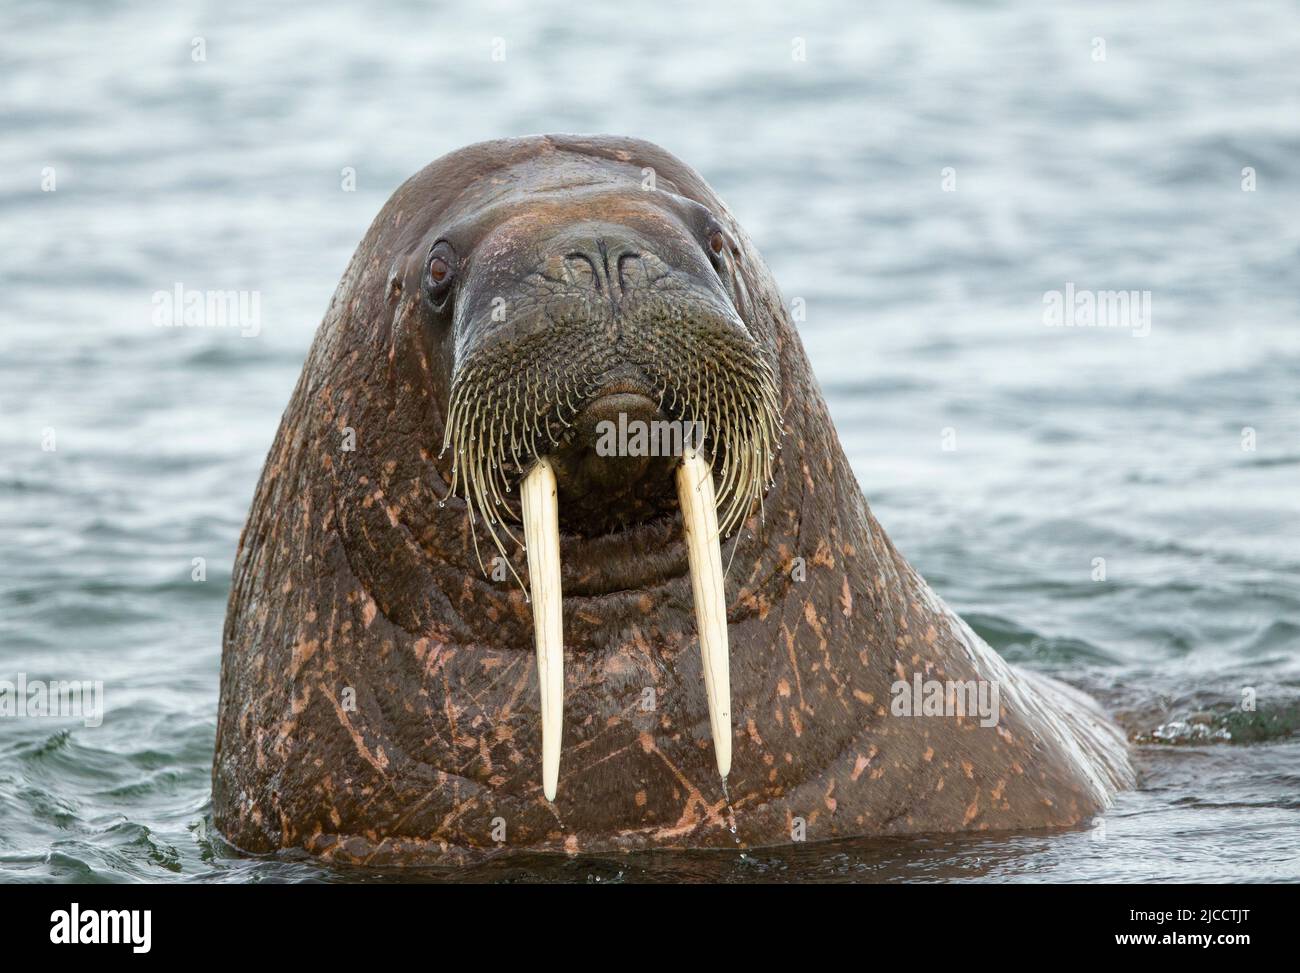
<box><xmin>2</xmin><ymin>0</ymin><xmax>1297</xmax><ymax>883</ymax></box>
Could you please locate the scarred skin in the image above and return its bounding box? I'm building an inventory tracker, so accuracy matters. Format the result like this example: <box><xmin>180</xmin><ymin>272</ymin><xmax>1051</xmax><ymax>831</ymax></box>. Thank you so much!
<box><xmin>212</xmin><ymin>135</ymin><xmax>1133</xmax><ymax>863</ymax></box>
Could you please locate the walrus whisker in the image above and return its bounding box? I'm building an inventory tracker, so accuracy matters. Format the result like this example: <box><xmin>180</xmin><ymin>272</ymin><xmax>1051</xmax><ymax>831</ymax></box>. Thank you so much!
<box><xmin>442</xmin><ymin>307</ymin><xmax>782</xmax><ymax>596</ymax></box>
<box><xmin>724</xmin><ymin>521</ymin><xmax>743</xmax><ymax>578</ymax></box>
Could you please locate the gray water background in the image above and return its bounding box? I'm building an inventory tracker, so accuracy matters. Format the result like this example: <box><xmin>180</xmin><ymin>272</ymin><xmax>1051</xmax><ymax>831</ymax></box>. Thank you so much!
<box><xmin>1</xmin><ymin>0</ymin><xmax>1297</xmax><ymax>882</ymax></box>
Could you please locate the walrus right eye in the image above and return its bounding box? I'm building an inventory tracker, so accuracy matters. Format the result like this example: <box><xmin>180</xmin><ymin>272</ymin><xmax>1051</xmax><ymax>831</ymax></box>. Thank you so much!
<box><xmin>425</xmin><ymin>242</ymin><xmax>458</xmax><ymax>306</ymax></box>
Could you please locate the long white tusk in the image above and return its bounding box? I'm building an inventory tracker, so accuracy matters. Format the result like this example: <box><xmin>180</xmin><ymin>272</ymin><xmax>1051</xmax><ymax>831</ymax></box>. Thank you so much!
<box><xmin>676</xmin><ymin>447</ymin><xmax>732</xmax><ymax>779</ymax></box>
<box><xmin>521</xmin><ymin>457</ymin><xmax>564</xmax><ymax>801</ymax></box>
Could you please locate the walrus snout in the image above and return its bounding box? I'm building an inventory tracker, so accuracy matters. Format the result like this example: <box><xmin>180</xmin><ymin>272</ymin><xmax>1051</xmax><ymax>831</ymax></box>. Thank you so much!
<box><xmin>546</xmin><ymin>391</ymin><xmax>681</xmax><ymax>533</ymax></box>
<box><xmin>441</xmin><ymin>199</ymin><xmax>782</xmax><ymax>554</ymax></box>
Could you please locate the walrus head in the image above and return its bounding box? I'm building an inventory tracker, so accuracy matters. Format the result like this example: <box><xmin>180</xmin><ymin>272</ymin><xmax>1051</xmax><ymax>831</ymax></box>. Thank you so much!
<box><xmin>379</xmin><ymin>140</ymin><xmax>784</xmax><ymax>798</ymax></box>
<box><xmin>215</xmin><ymin>136</ymin><xmax>1132</xmax><ymax>861</ymax></box>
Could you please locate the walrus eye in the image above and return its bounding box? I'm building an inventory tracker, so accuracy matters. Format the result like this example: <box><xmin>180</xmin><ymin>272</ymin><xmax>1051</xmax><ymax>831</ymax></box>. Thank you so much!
<box><xmin>425</xmin><ymin>242</ymin><xmax>458</xmax><ymax>305</ymax></box>
<box><xmin>706</xmin><ymin>227</ymin><xmax>738</xmax><ymax>273</ymax></box>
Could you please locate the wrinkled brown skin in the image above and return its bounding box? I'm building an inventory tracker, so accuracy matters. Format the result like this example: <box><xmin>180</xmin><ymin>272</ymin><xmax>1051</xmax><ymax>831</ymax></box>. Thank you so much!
<box><xmin>212</xmin><ymin>135</ymin><xmax>1133</xmax><ymax>863</ymax></box>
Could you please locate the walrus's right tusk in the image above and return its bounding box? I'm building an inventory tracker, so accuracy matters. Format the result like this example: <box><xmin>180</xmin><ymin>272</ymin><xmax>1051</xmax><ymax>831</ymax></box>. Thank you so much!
<box><xmin>521</xmin><ymin>457</ymin><xmax>563</xmax><ymax>801</ymax></box>
<box><xmin>676</xmin><ymin>448</ymin><xmax>732</xmax><ymax>779</ymax></box>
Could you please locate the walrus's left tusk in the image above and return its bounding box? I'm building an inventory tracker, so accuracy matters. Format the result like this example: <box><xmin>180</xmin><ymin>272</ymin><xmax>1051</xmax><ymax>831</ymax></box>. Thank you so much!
<box><xmin>676</xmin><ymin>448</ymin><xmax>732</xmax><ymax>779</ymax></box>
<box><xmin>521</xmin><ymin>457</ymin><xmax>563</xmax><ymax>801</ymax></box>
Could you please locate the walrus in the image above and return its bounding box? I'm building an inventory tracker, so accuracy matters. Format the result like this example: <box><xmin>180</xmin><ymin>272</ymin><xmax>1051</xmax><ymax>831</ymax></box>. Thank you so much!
<box><xmin>212</xmin><ymin>135</ymin><xmax>1133</xmax><ymax>863</ymax></box>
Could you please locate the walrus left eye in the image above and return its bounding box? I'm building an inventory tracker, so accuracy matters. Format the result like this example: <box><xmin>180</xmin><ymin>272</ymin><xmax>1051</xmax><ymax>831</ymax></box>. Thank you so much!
<box><xmin>705</xmin><ymin>227</ymin><xmax>738</xmax><ymax>272</ymax></box>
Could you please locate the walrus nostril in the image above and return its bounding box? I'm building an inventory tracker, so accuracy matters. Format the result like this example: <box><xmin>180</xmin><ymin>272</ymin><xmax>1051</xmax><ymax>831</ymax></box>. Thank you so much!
<box><xmin>616</xmin><ymin>252</ymin><xmax>646</xmax><ymax>294</ymax></box>
<box><xmin>560</xmin><ymin>244</ymin><xmax>650</xmax><ymax>296</ymax></box>
<box><xmin>563</xmin><ymin>252</ymin><xmax>601</xmax><ymax>292</ymax></box>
